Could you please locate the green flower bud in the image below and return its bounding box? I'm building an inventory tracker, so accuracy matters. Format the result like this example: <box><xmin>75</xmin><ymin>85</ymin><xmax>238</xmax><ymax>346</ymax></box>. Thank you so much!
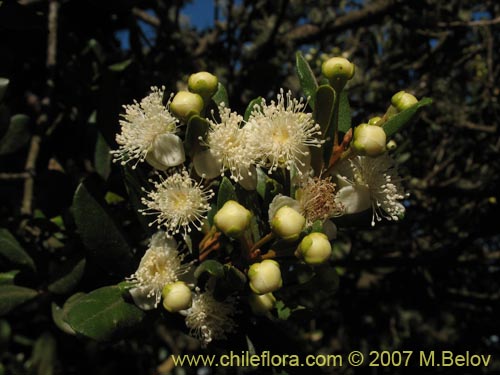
<box><xmin>248</xmin><ymin>259</ymin><xmax>282</xmax><ymax>294</ymax></box>
<box><xmin>188</xmin><ymin>71</ymin><xmax>218</xmax><ymax>99</ymax></box>
<box><xmin>352</xmin><ymin>124</ymin><xmax>387</xmax><ymax>157</ymax></box>
<box><xmin>391</xmin><ymin>91</ymin><xmax>418</xmax><ymax>112</ymax></box>
<box><xmin>214</xmin><ymin>200</ymin><xmax>252</xmax><ymax>238</ymax></box>
<box><xmin>387</xmin><ymin>140</ymin><xmax>397</xmax><ymax>150</ymax></box>
<box><xmin>321</xmin><ymin>57</ymin><xmax>355</xmax><ymax>91</ymax></box>
<box><xmin>368</xmin><ymin>116</ymin><xmax>382</xmax><ymax>126</ymax></box>
<box><xmin>248</xmin><ymin>292</ymin><xmax>276</xmax><ymax>316</ymax></box>
<box><xmin>295</xmin><ymin>232</ymin><xmax>332</xmax><ymax>265</ymax></box>
<box><xmin>271</xmin><ymin>206</ymin><xmax>306</xmax><ymax>241</ymax></box>
<box><xmin>162</xmin><ymin>281</ymin><xmax>192</xmax><ymax>313</ymax></box>
<box><xmin>170</xmin><ymin>91</ymin><xmax>204</xmax><ymax>121</ymax></box>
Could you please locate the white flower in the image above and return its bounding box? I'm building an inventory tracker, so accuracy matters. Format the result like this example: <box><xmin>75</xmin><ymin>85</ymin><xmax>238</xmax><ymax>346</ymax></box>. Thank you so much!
<box><xmin>111</xmin><ymin>86</ymin><xmax>185</xmax><ymax>170</ymax></box>
<box><xmin>246</xmin><ymin>89</ymin><xmax>323</xmax><ymax>174</ymax></box>
<box><xmin>194</xmin><ymin>104</ymin><xmax>258</xmax><ymax>189</ymax></box>
<box><xmin>181</xmin><ymin>290</ymin><xmax>237</xmax><ymax>347</ymax></box>
<box><xmin>141</xmin><ymin>170</ymin><xmax>214</xmax><ymax>236</ymax></box>
<box><xmin>334</xmin><ymin>155</ymin><xmax>405</xmax><ymax>226</ymax></box>
<box><xmin>128</xmin><ymin>232</ymin><xmax>190</xmax><ymax>310</ymax></box>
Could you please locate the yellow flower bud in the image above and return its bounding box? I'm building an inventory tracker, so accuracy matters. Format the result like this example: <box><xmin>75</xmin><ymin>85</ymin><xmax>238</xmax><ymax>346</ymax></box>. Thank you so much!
<box><xmin>295</xmin><ymin>232</ymin><xmax>332</xmax><ymax>265</ymax></box>
<box><xmin>188</xmin><ymin>71</ymin><xmax>219</xmax><ymax>99</ymax></box>
<box><xmin>248</xmin><ymin>260</ymin><xmax>282</xmax><ymax>294</ymax></box>
<box><xmin>352</xmin><ymin>124</ymin><xmax>387</xmax><ymax>157</ymax></box>
<box><xmin>214</xmin><ymin>200</ymin><xmax>252</xmax><ymax>238</ymax></box>
<box><xmin>368</xmin><ymin>116</ymin><xmax>382</xmax><ymax>126</ymax></box>
<box><xmin>391</xmin><ymin>91</ymin><xmax>418</xmax><ymax>112</ymax></box>
<box><xmin>170</xmin><ymin>91</ymin><xmax>204</xmax><ymax>121</ymax></box>
<box><xmin>248</xmin><ymin>292</ymin><xmax>276</xmax><ymax>316</ymax></box>
<box><xmin>387</xmin><ymin>140</ymin><xmax>397</xmax><ymax>150</ymax></box>
<box><xmin>321</xmin><ymin>57</ymin><xmax>355</xmax><ymax>91</ymax></box>
<box><xmin>271</xmin><ymin>206</ymin><xmax>306</xmax><ymax>241</ymax></box>
<box><xmin>162</xmin><ymin>281</ymin><xmax>192</xmax><ymax>313</ymax></box>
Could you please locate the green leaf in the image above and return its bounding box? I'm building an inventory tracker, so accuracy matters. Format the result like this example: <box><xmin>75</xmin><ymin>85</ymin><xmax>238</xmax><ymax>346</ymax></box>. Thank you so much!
<box><xmin>275</xmin><ymin>300</ymin><xmax>291</xmax><ymax>320</ymax></box>
<box><xmin>296</xmin><ymin>51</ymin><xmax>318</xmax><ymax>109</ymax></box>
<box><xmin>72</xmin><ymin>178</ymin><xmax>134</xmax><ymax>275</ymax></box>
<box><xmin>48</xmin><ymin>257</ymin><xmax>86</xmax><ymax>294</ymax></box>
<box><xmin>0</xmin><ymin>104</ymin><xmax>10</xmax><ymax>140</ymax></box>
<box><xmin>0</xmin><ymin>77</ymin><xmax>8</xmax><ymax>102</ymax></box>
<box><xmin>0</xmin><ymin>228</ymin><xmax>35</xmax><ymax>271</ymax></box>
<box><xmin>0</xmin><ymin>285</ymin><xmax>38</xmax><ymax>316</ymax></box>
<box><xmin>185</xmin><ymin>115</ymin><xmax>209</xmax><ymax>154</ymax></box>
<box><xmin>0</xmin><ymin>270</ymin><xmax>20</xmax><ymax>285</ymax></box>
<box><xmin>108</xmin><ymin>59</ymin><xmax>132</xmax><ymax>72</ymax></box>
<box><xmin>65</xmin><ymin>285</ymin><xmax>145</xmax><ymax>341</ymax></box>
<box><xmin>194</xmin><ymin>260</ymin><xmax>225</xmax><ymax>279</ymax></box>
<box><xmin>211</xmin><ymin>82</ymin><xmax>229</xmax><ymax>106</ymax></box>
<box><xmin>313</xmin><ymin>85</ymin><xmax>335</xmax><ymax>138</ymax></box>
<box><xmin>311</xmin><ymin>85</ymin><xmax>335</xmax><ymax>174</ymax></box>
<box><xmin>94</xmin><ymin>132</ymin><xmax>111</xmax><ymax>180</ymax></box>
<box><xmin>122</xmin><ymin>166</ymin><xmax>151</xmax><ymax>234</ymax></box>
<box><xmin>0</xmin><ymin>114</ymin><xmax>30</xmax><ymax>155</ymax></box>
<box><xmin>31</xmin><ymin>332</ymin><xmax>57</xmax><ymax>375</ymax></box>
<box><xmin>256</xmin><ymin>167</ymin><xmax>282</xmax><ymax>203</ymax></box>
<box><xmin>51</xmin><ymin>303</ymin><xmax>76</xmax><ymax>335</ymax></box>
<box><xmin>217</xmin><ymin>177</ymin><xmax>237</xmax><ymax>210</ymax></box>
<box><xmin>243</xmin><ymin>96</ymin><xmax>263</xmax><ymax>121</ymax></box>
<box><xmin>338</xmin><ymin>90</ymin><xmax>351</xmax><ymax>134</ymax></box>
<box><xmin>382</xmin><ymin>97</ymin><xmax>432</xmax><ymax>137</ymax></box>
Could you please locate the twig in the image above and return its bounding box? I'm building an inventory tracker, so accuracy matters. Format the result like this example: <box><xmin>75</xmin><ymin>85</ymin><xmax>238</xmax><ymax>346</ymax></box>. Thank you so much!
<box><xmin>0</xmin><ymin>172</ymin><xmax>31</xmax><ymax>180</ymax></box>
<box><xmin>437</xmin><ymin>16</ymin><xmax>500</xmax><ymax>28</ymax></box>
<box><xmin>131</xmin><ymin>7</ymin><xmax>160</xmax><ymax>27</ymax></box>
<box><xmin>21</xmin><ymin>0</ymin><xmax>58</xmax><ymax>216</ymax></box>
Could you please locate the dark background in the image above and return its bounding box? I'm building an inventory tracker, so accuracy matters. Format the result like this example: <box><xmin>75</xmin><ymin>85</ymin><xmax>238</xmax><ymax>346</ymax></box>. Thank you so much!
<box><xmin>1</xmin><ymin>0</ymin><xmax>499</xmax><ymax>374</ymax></box>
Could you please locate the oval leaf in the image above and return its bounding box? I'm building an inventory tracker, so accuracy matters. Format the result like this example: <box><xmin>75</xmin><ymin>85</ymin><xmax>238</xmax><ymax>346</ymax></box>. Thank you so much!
<box><xmin>217</xmin><ymin>177</ymin><xmax>237</xmax><ymax>210</ymax></box>
<box><xmin>72</xmin><ymin>178</ymin><xmax>134</xmax><ymax>275</ymax></box>
<box><xmin>382</xmin><ymin>97</ymin><xmax>432</xmax><ymax>137</ymax></box>
<box><xmin>0</xmin><ymin>114</ymin><xmax>31</xmax><ymax>155</ymax></box>
<box><xmin>244</xmin><ymin>96</ymin><xmax>263</xmax><ymax>121</ymax></box>
<box><xmin>0</xmin><ymin>285</ymin><xmax>38</xmax><ymax>316</ymax></box>
<box><xmin>296</xmin><ymin>51</ymin><xmax>318</xmax><ymax>109</ymax></box>
<box><xmin>338</xmin><ymin>90</ymin><xmax>351</xmax><ymax>134</ymax></box>
<box><xmin>211</xmin><ymin>82</ymin><xmax>229</xmax><ymax>106</ymax></box>
<box><xmin>0</xmin><ymin>228</ymin><xmax>35</xmax><ymax>271</ymax></box>
<box><xmin>194</xmin><ymin>260</ymin><xmax>225</xmax><ymax>279</ymax></box>
<box><xmin>185</xmin><ymin>115</ymin><xmax>209</xmax><ymax>154</ymax></box>
<box><xmin>48</xmin><ymin>257</ymin><xmax>86</xmax><ymax>294</ymax></box>
<box><xmin>65</xmin><ymin>285</ymin><xmax>145</xmax><ymax>341</ymax></box>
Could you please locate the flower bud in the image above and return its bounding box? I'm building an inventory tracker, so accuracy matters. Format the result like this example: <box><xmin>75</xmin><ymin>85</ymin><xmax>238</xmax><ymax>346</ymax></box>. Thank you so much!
<box><xmin>188</xmin><ymin>72</ymin><xmax>218</xmax><ymax>99</ymax></box>
<box><xmin>271</xmin><ymin>206</ymin><xmax>306</xmax><ymax>241</ymax></box>
<box><xmin>295</xmin><ymin>232</ymin><xmax>332</xmax><ymax>265</ymax></box>
<box><xmin>248</xmin><ymin>292</ymin><xmax>276</xmax><ymax>316</ymax></box>
<box><xmin>214</xmin><ymin>200</ymin><xmax>252</xmax><ymax>238</ymax></box>
<box><xmin>162</xmin><ymin>281</ymin><xmax>192</xmax><ymax>313</ymax></box>
<box><xmin>352</xmin><ymin>124</ymin><xmax>387</xmax><ymax>157</ymax></box>
<box><xmin>321</xmin><ymin>57</ymin><xmax>355</xmax><ymax>91</ymax></box>
<box><xmin>368</xmin><ymin>116</ymin><xmax>382</xmax><ymax>126</ymax></box>
<box><xmin>170</xmin><ymin>91</ymin><xmax>204</xmax><ymax>121</ymax></box>
<box><xmin>391</xmin><ymin>91</ymin><xmax>418</xmax><ymax>112</ymax></box>
<box><xmin>248</xmin><ymin>259</ymin><xmax>282</xmax><ymax>294</ymax></box>
<box><xmin>386</xmin><ymin>140</ymin><xmax>397</xmax><ymax>150</ymax></box>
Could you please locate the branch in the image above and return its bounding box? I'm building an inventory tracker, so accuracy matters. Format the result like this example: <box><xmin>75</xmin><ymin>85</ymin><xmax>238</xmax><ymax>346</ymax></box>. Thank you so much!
<box><xmin>287</xmin><ymin>0</ymin><xmax>398</xmax><ymax>44</ymax></box>
<box><xmin>132</xmin><ymin>7</ymin><xmax>160</xmax><ymax>27</ymax></box>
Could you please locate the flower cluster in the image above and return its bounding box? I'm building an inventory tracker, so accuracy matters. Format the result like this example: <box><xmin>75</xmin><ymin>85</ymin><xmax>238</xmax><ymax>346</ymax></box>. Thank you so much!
<box><xmin>110</xmin><ymin>57</ymin><xmax>426</xmax><ymax>347</ymax></box>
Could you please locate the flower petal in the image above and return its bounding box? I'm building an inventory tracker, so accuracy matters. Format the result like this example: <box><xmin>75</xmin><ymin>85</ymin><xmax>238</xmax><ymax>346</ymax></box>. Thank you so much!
<box><xmin>336</xmin><ymin>185</ymin><xmax>371</xmax><ymax>214</ymax></box>
<box><xmin>193</xmin><ymin>149</ymin><xmax>222</xmax><ymax>179</ymax></box>
<box><xmin>148</xmin><ymin>133</ymin><xmax>186</xmax><ymax>169</ymax></box>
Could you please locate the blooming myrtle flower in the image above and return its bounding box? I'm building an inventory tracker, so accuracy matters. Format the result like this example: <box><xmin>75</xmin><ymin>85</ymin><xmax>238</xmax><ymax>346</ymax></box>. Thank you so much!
<box><xmin>181</xmin><ymin>289</ymin><xmax>237</xmax><ymax>347</ymax></box>
<box><xmin>194</xmin><ymin>104</ymin><xmax>258</xmax><ymax>189</ymax></box>
<box><xmin>334</xmin><ymin>155</ymin><xmax>405</xmax><ymax>226</ymax></box>
<box><xmin>128</xmin><ymin>232</ymin><xmax>190</xmax><ymax>310</ymax></box>
<box><xmin>296</xmin><ymin>176</ymin><xmax>343</xmax><ymax>223</ymax></box>
<box><xmin>246</xmin><ymin>89</ymin><xmax>323</xmax><ymax>174</ymax></box>
<box><xmin>111</xmin><ymin>86</ymin><xmax>185</xmax><ymax>170</ymax></box>
<box><xmin>141</xmin><ymin>170</ymin><xmax>214</xmax><ymax>236</ymax></box>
